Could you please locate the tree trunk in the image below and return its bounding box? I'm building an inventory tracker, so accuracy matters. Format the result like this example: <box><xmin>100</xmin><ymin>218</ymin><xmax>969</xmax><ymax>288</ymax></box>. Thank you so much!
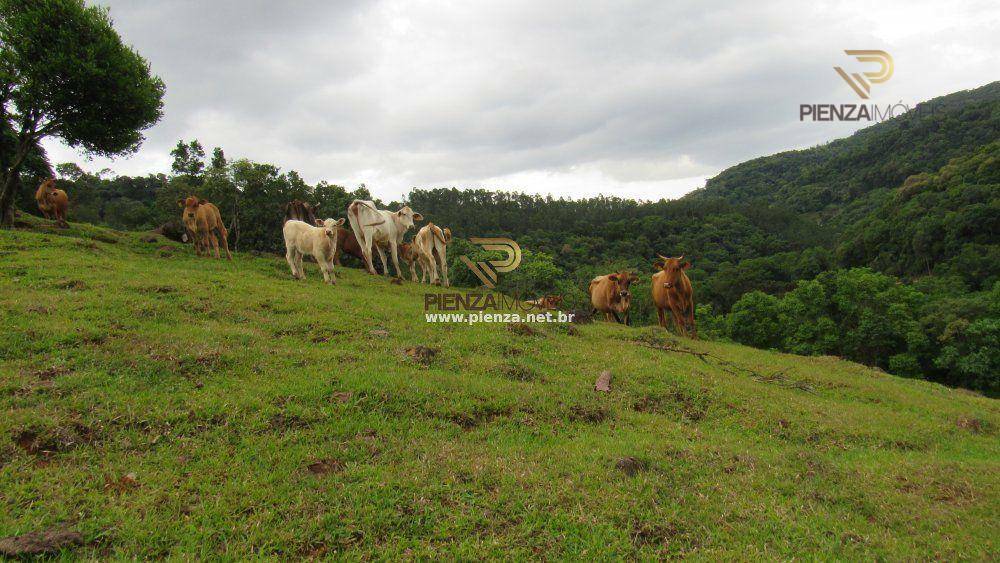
<box><xmin>0</xmin><ymin>138</ymin><xmax>32</xmax><ymax>228</ymax></box>
<box><xmin>0</xmin><ymin>169</ymin><xmax>20</xmax><ymax>228</ymax></box>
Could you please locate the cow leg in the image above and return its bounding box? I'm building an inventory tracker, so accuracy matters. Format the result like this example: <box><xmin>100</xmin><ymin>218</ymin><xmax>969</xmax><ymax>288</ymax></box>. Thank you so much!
<box><xmin>686</xmin><ymin>306</ymin><xmax>697</xmax><ymax>339</ymax></box>
<box><xmin>389</xmin><ymin>241</ymin><xmax>404</xmax><ymax>279</ymax></box>
<box><xmin>208</xmin><ymin>232</ymin><xmax>221</xmax><ymax>259</ymax></box>
<box><xmin>375</xmin><ymin>245</ymin><xmax>389</xmax><ymax>277</ymax></box>
<box><xmin>296</xmin><ymin>253</ymin><xmax>305</xmax><ymax>279</ymax></box>
<box><xmin>321</xmin><ymin>258</ymin><xmax>335</xmax><ymax>284</ymax></box>
<box><xmin>425</xmin><ymin>251</ymin><xmax>439</xmax><ymax>285</ymax></box>
<box><xmin>656</xmin><ymin>308</ymin><xmax>667</xmax><ymax>328</ymax></box>
<box><xmin>409</xmin><ymin>259</ymin><xmax>417</xmax><ymax>282</ymax></box>
<box><xmin>624</xmin><ymin>311</ymin><xmax>631</xmax><ymax>326</ymax></box>
<box><xmin>217</xmin><ymin>226</ymin><xmax>233</xmax><ymax>260</ymax></box>
<box><xmin>286</xmin><ymin>248</ymin><xmax>298</xmax><ymax>279</ymax></box>
<box><xmin>670</xmin><ymin>304</ymin><xmax>687</xmax><ymax>337</ymax></box>
<box><xmin>436</xmin><ymin>245</ymin><xmax>449</xmax><ymax>288</ymax></box>
<box><xmin>611</xmin><ymin>310</ymin><xmax>623</xmax><ymax>324</ymax></box>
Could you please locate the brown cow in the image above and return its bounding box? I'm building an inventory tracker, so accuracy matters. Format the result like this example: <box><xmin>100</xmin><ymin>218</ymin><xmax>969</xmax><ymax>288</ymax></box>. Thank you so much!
<box><xmin>35</xmin><ymin>178</ymin><xmax>68</xmax><ymax>227</ymax></box>
<box><xmin>177</xmin><ymin>196</ymin><xmax>232</xmax><ymax>259</ymax></box>
<box><xmin>588</xmin><ymin>271</ymin><xmax>639</xmax><ymax>325</ymax></box>
<box><xmin>651</xmin><ymin>254</ymin><xmax>696</xmax><ymax>338</ymax></box>
<box><xmin>284</xmin><ymin>199</ymin><xmax>319</xmax><ymax>226</ymax></box>
<box><xmin>333</xmin><ymin>227</ymin><xmax>367</xmax><ymax>266</ymax></box>
<box><xmin>526</xmin><ymin>295</ymin><xmax>563</xmax><ymax>310</ymax></box>
<box><xmin>412</xmin><ymin>223</ymin><xmax>452</xmax><ymax>286</ymax></box>
<box><xmin>398</xmin><ymin>241</ymin><xmax>420</xmax><ymax>281</ymax></box>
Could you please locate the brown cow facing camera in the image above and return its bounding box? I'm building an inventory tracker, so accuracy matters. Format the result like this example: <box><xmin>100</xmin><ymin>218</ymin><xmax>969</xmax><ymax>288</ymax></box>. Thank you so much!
<box><xmin>284</xmin><ymin>199</ymin><xmax>319</xmax><ymax>226</ymax></box>
<box><xmin>177</xmin><ymin>196</ymin><xmax>232</xmax><ymax>259</ymax></box>
<box><xmin>652</xmin><ymin>254</ymin><xmax>696</xmax><ymax>338</ymax></box>
<box><xmin>589</xmin><ymin>271</ymin><xmax>639</xmax><ymax>325</ymax></box>
<box><xmin>36</xmin><ymin>178</ymin><xmax>69</xmax><ymax>227</ymax></box>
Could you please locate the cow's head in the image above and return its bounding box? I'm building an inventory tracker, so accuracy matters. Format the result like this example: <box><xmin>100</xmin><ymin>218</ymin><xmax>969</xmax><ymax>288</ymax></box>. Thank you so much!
<box><xmin>315</xmin><ymin>217</ymin><xmax>346</xmax><ymax>239</ymax></box>
<box><xmin>545</xmin><ymin>295</ymin><xmax>563</xmax><ymax>308</ymax></box>
<box><xmin>177</xmin><ymin>196</ymin><xmax>205</xmax><ymax>223</ymax></box>
<box><xmin>395</xmin><ymin>206</ymin><xmax>423</xmax><ymax>231</ymax></box>
<box><xmin>654</xmin><ymin>254</ymin><xmax>691</xmax><ymax>288</ymax></box>
<box><xmin>442</xmin><ymin>227</ymin><xmax>452</xmax><ymax>244</ymax></box>
<box><xmin>40</xmin><ymin>178</ymin><xmax>56</xmax><ymax>192</ymax></box>
<box><xmin>608</xmin><ymin>271</ymin><xmax>639</xmax><ymax>300</ymax></box>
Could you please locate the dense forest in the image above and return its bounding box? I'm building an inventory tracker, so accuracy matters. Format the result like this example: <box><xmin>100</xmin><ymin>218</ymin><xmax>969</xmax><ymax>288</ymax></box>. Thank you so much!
<box><xmin>7</xmin><ymin>83</ymin><xmax>998</xmax><ymax>395</ymax></box>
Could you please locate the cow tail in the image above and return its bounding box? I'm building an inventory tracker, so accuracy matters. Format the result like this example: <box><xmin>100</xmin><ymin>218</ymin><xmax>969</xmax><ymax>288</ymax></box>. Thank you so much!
<box><xmin>433</xmin><ymin>227</ymin><xmax>447</xmax><ymax>246</ymax></box>
<box><xmin>347</xmin><ymin>201</ymin><xmax>367</xmax><ymax>251</ymax></box>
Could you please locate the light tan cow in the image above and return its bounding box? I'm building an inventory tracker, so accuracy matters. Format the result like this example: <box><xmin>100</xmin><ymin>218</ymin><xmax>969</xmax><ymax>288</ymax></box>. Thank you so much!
<box><xmin>346</xmin><ymin>199</ymin><xmax>423</xmax><ymax>278</ymax></box>
<box><xmin>412</xmin><ymin>223</ymin><xmax>452</xmax><ymax>286</ymax></box>
<box><xmin>35</xmin><ymin>178</ymin><xmax>68</xmax><ymax>226</ymax></box>
<box><xmin>588</xmin><ymin>271</ymin><xmax>639</xmax><ymax>325</ymax></box>
<box><xmin>177</xmin><ymin>196</ymin><xmax>232</xmax><ymax>259</ymax></box>
<box><xmin>283</xmin><ymin>218</ymin><xmax>346</xmax><ymax>284</ymax></box>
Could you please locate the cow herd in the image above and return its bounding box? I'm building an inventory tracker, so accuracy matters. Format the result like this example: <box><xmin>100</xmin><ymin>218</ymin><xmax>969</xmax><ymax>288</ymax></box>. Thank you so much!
<box><xmin>34</xmin><ymin>178</ymin><xmax>696</xmax><ymax>337</ymax></box>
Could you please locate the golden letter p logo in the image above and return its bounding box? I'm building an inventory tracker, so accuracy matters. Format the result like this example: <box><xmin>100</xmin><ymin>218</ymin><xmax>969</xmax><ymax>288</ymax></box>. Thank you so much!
<box><xmin>834</xmin><ymin>50</ymin><xmax>893</xmax><ymax>99</ymax></box>
<box><xmin>460</xmin><ymin>237</ymin><xmax>521</xmax><ymax>289</ymax></box>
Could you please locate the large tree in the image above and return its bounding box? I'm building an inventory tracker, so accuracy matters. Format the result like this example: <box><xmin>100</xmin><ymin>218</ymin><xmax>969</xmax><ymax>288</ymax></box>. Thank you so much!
<box><xmin>0</xmin><ymin>0</ymin><xmax>164</xmax><ymax>226</ymax></box>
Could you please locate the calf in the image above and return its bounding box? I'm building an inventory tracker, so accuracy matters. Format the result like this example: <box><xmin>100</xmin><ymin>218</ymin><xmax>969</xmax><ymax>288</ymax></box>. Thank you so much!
<box><xmin>35</xmin><ymin>178</ymin><xmax>68</xmax><ymax>227</ymax></box>
<box><xmin>588</xmin><ymin>271</ymin><xmax>639</xmax><ymax>325</ymax></box>
<box><xmin>346</xmin><ymin>199</ymin><xmax>423</xmax><ymax>278</ymax></box>
<box><xmin>652</xmin><ymin>254</ymin><xmax>696</xmax><ymax>338</ymax></box>
<box><xmin>283</xmin><ymin>218</ymin><xmax>347</xmax><ymax>284</ymax></box>
<box><xmin>177</xmin><ymin>196</ymin><xmax>232</xmax><ymax>259</ymax></box>
<box><xmin>412</xmin><ymin>223</ymin><xmax>452</xmax><ymax>286</ymax></box>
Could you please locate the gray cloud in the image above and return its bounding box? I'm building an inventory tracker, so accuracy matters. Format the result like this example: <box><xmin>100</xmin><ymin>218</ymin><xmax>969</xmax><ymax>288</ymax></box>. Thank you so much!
<box><xmin>44</xmin><ymin>0</ymin><xmax>1000</xmax><ymax>200</ymax></box>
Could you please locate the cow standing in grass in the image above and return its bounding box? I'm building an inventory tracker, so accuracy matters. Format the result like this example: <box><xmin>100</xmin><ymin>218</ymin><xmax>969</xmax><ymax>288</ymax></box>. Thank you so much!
<box><xmin>588</xmin><ymin>271</ymin><xmax>639</xmax><ymax>325</ymax></box>
<box><xmin>412</xmin><ymin>223</ymin><xmax>452</xmax><ymax>286</ymax></box>
<box><xmin>177</xmin><ymin>196</ymin><xmax>232</xmax><ymax>259</ymax></box>
<box><xmin>346</xmin><ymin>199</ymin><xmax>423</xmax><ymax>278</ymax></box>
<box><xmin>35</xmin><ymin>178</ymin><xmax>68</xmax><ymax>227</ymax></box>
<box><xmin>283</xmin><ymin>218</ymin><xmax>346</xmax><ymax>284</ymax></box>
<box><xmin>652</xmin><ymin>254</ymin><xmax>696</xmax><ymax>338</ymax></box>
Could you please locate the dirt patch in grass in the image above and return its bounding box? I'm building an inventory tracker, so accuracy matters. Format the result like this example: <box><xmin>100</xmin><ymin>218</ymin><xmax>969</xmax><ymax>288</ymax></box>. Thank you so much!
<box><xmin>134</xmin><ymin>285</ymin><xmax>177</xmax><ymax>294</ymax></box>
<box><xmin>566</xmin><ymin>403</ymin><xmax>612</xmax><ymax>424</ymax></box>
<box><xmin>444</xmin><ymin>404</ymin><xmax>517</xmax><ymax>430</ymax></box>
<box><xmin>53</xmin><ymin>279</ymin><xmax>87</xmax><ymax>291</ymax></box>
<box><xmin>307</xmin><ymin>458</ymin><xmax>344</xmax><ymax>475</ymax></box>
<box><xmin>0</xmin><ymin>528</ymin><xmax>84</xmax><ymax>557</ymax></box>
<box><xmin>103</xmin><ymin>472</ymin><xmax>140</xmax><ymax>494</ymax></box>
<box><xmin>13</xmin><ymin>423</ymin><xmax>99</xmax><ymax>457</ymax></box>
<box><xmin>497</xmin><ymin>362</ymin><xmax>540</xmax><ymax>382</ymax></box>
<box><xmin>956</xmin><ymin>416</ymin><xmax>992</xmax><ymax>434</ymax></box>
<box><xmin>26</xmin><ymin>304</ymin><xmax>53</xmax><ymax>314</ymax></box>
<box><xmin>507</xmin><ymin>322</ymin><xmax>542</xmax><ymax>337</ymax></box>
<box><xmin>30</xmin><ymin>365</ymin><xmax>73</xmax><ymax>380</ymax></box>
<box><xmin>615</xmin><ymin>456</ymin><xmax>648</xmax><ymax>476</ymax></box>
<box><xmin>404</xmin><ymin>345</ymin><xmax>439</xmax><ymax>366</ymax></box>
<box><xmin>633</xmin><ymin>389</ymin><xmax>710</xmax><ymax>422</ymax></box>
<box><xmin>267</xmin><ymin>412</ymin><xmax>319</xmax><ymax>433</ymax></box>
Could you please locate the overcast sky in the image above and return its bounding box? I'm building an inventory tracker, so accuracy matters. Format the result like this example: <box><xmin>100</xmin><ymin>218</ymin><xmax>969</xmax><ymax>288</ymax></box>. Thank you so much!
<box><xmin>43</xmin><ymin>0</ymin><xmax>1000</xmax><ymax>201</ymax></box>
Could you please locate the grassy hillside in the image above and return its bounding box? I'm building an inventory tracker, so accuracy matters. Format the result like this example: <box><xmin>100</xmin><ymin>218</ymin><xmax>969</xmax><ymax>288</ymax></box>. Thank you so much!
<box><xmin>1</xmin><ymin>219</ymin><xmax>997</xmax><ymax>559</ymax></box>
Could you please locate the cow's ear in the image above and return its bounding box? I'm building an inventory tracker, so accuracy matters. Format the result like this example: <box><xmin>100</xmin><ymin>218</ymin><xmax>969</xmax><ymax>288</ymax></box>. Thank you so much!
<box><xmin>412</xmin><ymin>212</ymin><xmax>424</xmax><ymax>222</ymax></box>
<box><xmin>682</xmin><ymin>261</ymin><xmax>692</xmax><ymax>270</ymax></box>
<box><xmin>629</xmin><ymin>273</ymin><xmax>640</xmax><ymax>282</ymax></box>
<box><xmin>608</xmin><ymin>274</ymin><xmax>619</xmax><ymax>282</ymax></box>
<box><xmin>653</xmin><ymin>259</ymin><xmax>664</xmax><ymax>269</ymax></box>
<box><xmin>197</xmin><ymin>198</ymin><xmax>207</xmax><ymax>206</ymax></box>
<box><xmin>314</xmin><ymin>219</ymin><xmax>324</xmax><ymax>227</ymax></box>
<box><xmin>334</xmin><ymin>218</ymin><xmax>345</xmax><ymax>226</ymax></box>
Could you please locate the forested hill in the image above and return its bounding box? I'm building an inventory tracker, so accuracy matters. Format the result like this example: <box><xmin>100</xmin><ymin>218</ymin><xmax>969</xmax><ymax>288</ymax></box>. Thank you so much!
<box><xmin>687</xmin><ymin>81</ymin><xmax>1000</xmax><ymax>227</ymax></box>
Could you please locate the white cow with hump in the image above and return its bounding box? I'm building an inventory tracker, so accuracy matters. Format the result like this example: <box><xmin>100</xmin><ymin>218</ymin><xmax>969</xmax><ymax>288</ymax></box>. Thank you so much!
<box><xmin>283</xmin><ymin>218</ymin><xmax>346</xmax><ymax>284</ymax></box>
<box><xmin>346</xmin><ymin>199</ymin><xmax>423</xmax><ymax>278</ymax></box>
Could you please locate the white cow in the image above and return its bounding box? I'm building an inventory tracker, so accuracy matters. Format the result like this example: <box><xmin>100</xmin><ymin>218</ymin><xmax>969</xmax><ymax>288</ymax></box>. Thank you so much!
<box><xmin>412</xmin><ymin>223</ymin><xmax>452</xmax><ymax>286</ymax></box>
<box><xmin>283</xmin><ymin>218</ymin><xmax>346</xmax><ymax>284</ymax></box>
<box><xmin>346</xmin><ymin>199</ymin><xmax>423</xmax><ymax>278</ymax></box>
